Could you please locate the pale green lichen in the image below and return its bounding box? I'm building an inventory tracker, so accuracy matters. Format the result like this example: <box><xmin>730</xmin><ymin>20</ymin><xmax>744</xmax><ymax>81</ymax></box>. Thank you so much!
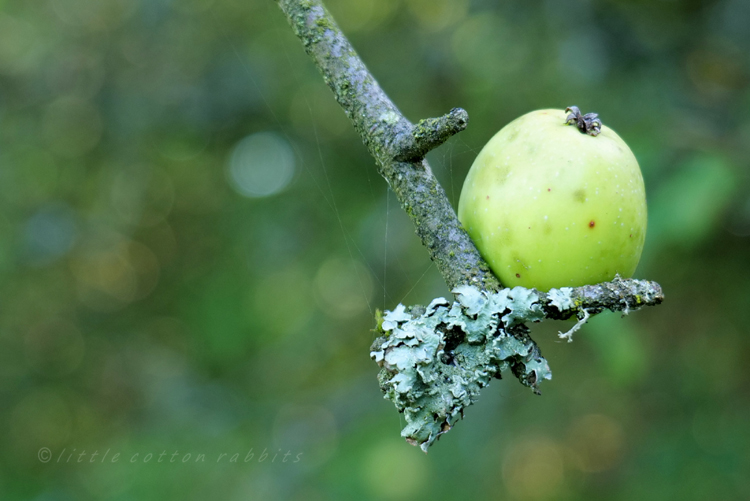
<box><xmin>547</xmin><ymin>287</ymin><xmax>576</xmax><ymax>312</ymax></box>
<box><xmin>547</xmin><ymin>286</ymin><xmax>592</xmax><ymax>341</ymax></box>
<box><xmin>378</xmin><ymin>110</ymin><xmax>401</xmax><ymax>125</ymax></box>
<box><xmin>370</xmin><ymin>285</ymin><xmax>553</xmax><ymax>452</ymax></box>
<box><xmin>557</xmin><ymin>308</ymin><xmax>591</xmax><ymax>342</ymax></box>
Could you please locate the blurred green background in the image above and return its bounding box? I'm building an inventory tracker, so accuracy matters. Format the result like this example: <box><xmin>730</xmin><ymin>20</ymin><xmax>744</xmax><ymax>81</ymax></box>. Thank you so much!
<box><xmin>1</xmin><ymin>0</ymin><xmax>749</xmax><ymax>499</ymax></box>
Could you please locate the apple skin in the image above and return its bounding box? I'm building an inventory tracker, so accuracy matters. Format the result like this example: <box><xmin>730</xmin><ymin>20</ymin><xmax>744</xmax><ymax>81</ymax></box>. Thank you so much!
<box><xmin>457</xmin><ymin>109</ymin><xmax>647</xmax><ymax>292</ymax></box>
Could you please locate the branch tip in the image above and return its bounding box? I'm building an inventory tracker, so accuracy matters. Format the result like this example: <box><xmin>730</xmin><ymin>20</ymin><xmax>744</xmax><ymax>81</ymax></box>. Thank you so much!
<box><xmin>395</xmin><ymin>107</ymin><xmax>470</xmax><ymax>162</ymax></box>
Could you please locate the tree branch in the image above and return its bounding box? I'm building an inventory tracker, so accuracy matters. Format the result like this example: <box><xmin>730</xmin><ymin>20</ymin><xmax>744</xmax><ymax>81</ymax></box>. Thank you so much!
<box><xmin>276</xmin><ymin>0</ymin><xmax>500</xmax><ymax>292</ymax></box>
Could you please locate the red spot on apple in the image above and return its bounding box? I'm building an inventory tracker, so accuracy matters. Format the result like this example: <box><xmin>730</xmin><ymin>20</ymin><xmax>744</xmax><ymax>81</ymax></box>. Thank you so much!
<box><xmin>516</xmin><ymin>273</ymin><xmax>521</xmax><ymax>278</ymax></box>
<box><xmin>589</xmin><ymin>220</ymin><xmax>596</xmax><ymax>228</ymax></box>
<box><xmin>486</xmin><ymin>195</ymin><xmax>490</xmax><ymax>200</ymax></box>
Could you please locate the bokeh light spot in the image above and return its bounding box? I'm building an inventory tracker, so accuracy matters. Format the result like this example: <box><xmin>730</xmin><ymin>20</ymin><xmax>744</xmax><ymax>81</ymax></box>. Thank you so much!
<box><xmin>362</xmin><ymin>440</ymin><xmax>429</xmax><ymax>499</ymax></box>
<box><xmin>42</xmin><ymin>96</ymin><xmax>103</xmax><ymax>158</ymax></box>
<box><xmin>227</xmin><ymin>132</ymin><xmax>295</xmax><ymax>198</ymax></box>
<box><xmin>502</xmin><ymin>436</ymin><xmax>565</xmax><ymax>500</ymax></box>
<box><xmin>111</xmin><ymin>165</ymin><xmax>175</xmax><ymax>227</ymax></box>
<box><xmin>406</xmin><ymin>0</ymin><xmax>468</xmax><ymax>31</ymax></box>
<box><xmin>0</xmin><ymin>14</ymin><xmax>37</xmax><ymax>75</ymax></box>
<box><xmin>70</xmin><ymin>236</ymin><xmax>160</xmax><ymax>311</ymax></box>
<box><xmin>24</xmin><ymin>320</ymin><xmax>85</xmax><ymax>376</ymax></box>
<box><xmin>50</xmin><ymin>0</ymin><xmax>136</xmax><ymax>30</ymax></box>
<box><xmin>327</xmin><ymin>0</ymin><xmax>399</xmax><ymax>33</ymax></box>
<box><xmin>567</xmin><ymin>414</ymin><xmax>625</xmax><ymax>473</ymax></box>
<box><xmin>251</xmin><ymin>265</ymin><xmax>314</xmax><ymax>338</ymax></box>
<box><xmin>24</xmin><ymin>204</ymin><xmax>77</xmax><ymax>265</ymax></box>
<box><xmin>171</xmin><ymin>0</ymin><xmax>217</xmax><ymax>15</ymax></box>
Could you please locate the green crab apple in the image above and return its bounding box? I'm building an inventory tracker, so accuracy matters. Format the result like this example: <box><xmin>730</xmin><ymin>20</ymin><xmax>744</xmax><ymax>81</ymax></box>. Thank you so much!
<box><xmin>457</xmin><ymin>107</ymin><xmax>647</xmax><ymax>292</ymax></box>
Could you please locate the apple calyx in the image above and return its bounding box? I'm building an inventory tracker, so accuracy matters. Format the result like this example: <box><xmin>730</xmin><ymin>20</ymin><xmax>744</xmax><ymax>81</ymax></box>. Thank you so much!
<box><xmin>565</xmin><ymin>106</ymin><xmax>602</xmax><ymax>136</ymax></box>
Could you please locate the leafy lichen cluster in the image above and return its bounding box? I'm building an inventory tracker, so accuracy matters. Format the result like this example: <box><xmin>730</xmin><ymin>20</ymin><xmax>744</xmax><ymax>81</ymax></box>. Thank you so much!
<box><xmin>370</xmin><ymin>285</ymin><xmax>558</xmax><ymax>452</ymax></box>
<box><xmin>369</xmin><ymin>277</ymin><xmax>664</xmax><ymax>451</ymax></box>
